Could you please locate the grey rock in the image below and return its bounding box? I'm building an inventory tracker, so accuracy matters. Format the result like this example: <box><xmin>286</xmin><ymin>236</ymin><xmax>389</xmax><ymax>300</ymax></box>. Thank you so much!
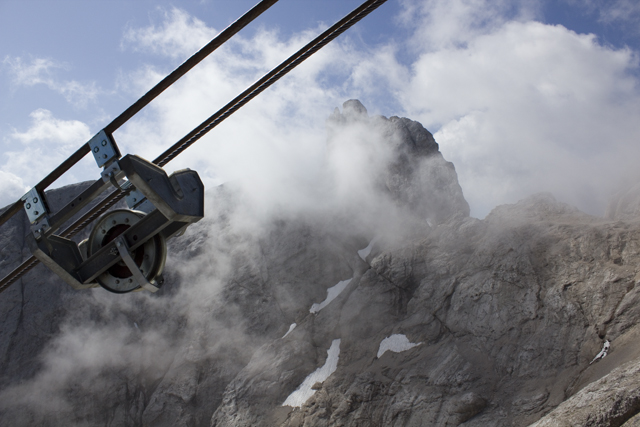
<box><xmin>1</xmin><ymin>102</ymin><xmax>640</xmax><ymax>426</ymax></box>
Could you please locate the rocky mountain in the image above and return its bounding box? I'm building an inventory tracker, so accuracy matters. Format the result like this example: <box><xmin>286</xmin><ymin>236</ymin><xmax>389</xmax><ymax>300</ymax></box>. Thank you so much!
<box><xmin>1</xmin><ymin>100</ymin><xmax>640</xmax><ymax>426</ymax></box>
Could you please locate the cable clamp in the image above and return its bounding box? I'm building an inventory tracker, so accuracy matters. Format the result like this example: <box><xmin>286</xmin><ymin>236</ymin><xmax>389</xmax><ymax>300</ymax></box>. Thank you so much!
<box><xmin>89</xmin><ymin>130</ymin><xmax>120</xmax><ymax>168</ymax></box>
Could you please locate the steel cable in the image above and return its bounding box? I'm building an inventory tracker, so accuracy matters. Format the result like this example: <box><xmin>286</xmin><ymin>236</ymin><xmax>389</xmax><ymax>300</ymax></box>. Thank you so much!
<box><xmin>0</xmin><ymin>0</ymin><xmax>279</xmax><ymax>231</ymax></box>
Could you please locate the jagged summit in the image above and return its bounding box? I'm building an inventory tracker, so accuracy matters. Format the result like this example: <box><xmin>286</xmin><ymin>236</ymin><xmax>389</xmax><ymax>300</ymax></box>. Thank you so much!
<box><xmin>327</xmin><ymin>99</ymin><xmax>469</xmax><ymax>225</ymax></box>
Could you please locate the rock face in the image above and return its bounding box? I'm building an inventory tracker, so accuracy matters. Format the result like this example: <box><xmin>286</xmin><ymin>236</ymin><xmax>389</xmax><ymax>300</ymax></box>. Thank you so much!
<box><xmin>1</xmin><ymin>100</ymin><xmax>640</xmax><ymax>426</ymax></box>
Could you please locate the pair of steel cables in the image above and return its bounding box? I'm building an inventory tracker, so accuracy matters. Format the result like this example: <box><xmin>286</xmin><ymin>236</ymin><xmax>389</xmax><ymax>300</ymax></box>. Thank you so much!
<box><xmin>0</xmin><ymin>0</ymin><xmax>389</xmax><ymax>294</ymax></box>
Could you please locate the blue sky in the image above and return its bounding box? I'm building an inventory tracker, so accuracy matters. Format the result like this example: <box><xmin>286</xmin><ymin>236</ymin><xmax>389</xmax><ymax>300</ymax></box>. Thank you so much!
<box><xmin>1</xmin><ymin>0</ymin><xmax>640</xmax><ymax>218</ymax></box>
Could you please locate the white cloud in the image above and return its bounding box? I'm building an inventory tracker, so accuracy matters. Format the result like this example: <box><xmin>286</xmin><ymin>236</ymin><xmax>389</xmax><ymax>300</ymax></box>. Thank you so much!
<box><xmin>122</xmin><ymin>8</ymin><xmax>217</xmax><ymax>59</ymax></box>
<box><xmin>397</xmin><ymin>0</ymin><xmax>541</xmax><ymax>52</ymax></box>
<box><xmin>0</xmin><ymin>170</ymin><xmax>28</xmax><ymax>205</ymax></box>
<box><xmin>113</xmin><ymin>3</ymin><xmax>640</xmax><ymax>220</ymax></box>
<box><xmin>3</xmin><ymin>56</ymin><xmax>99</xmax><ymax>107</ymax></box>
<box><xmin>564</xmin><ymin>0</ymin><xmax>640</xmax><ymax>30</ymax></box>
<box><xmin>600</xmin><ymin>0</ymin><xmax>640</xmax><ymax>25</ymax></box>
<box><xmin>10</xmin><ymin>109</ymin><xmax>91</xmax><ymax>146</ymax></box>
<box><xmin>385</xmin><ymin>0</ymin><xmax>640</xmax><ymax>217</ymax></box>
<box><xmin>0</xmin><ymin>109</ymin><xmax>93</xmax><ymax>206</ymax></box>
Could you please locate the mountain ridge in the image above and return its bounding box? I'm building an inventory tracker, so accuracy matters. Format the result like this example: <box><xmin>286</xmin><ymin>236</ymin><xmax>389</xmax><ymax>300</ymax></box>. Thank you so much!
<box><xmin>1</xmin><ymin>100</ymin><xmax>640</xmax><ymax>426</ymax></box>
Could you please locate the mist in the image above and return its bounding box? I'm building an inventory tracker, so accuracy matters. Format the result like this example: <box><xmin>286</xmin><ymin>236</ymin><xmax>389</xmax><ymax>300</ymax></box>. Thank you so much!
<box><xmin>2</xmin><ymin>1</ymin><xmax>640</xmax><ymax>218</ymax></box>
<box><xmin>2</xmin><ymin>0</ymin><xmax>640</xmax><ymax>423</ymax></box>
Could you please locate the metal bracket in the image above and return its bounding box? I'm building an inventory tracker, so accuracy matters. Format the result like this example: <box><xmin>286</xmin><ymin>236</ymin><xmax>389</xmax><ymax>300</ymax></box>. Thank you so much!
<box><xmin>89</xmin><ymin>130</ymin><xmax>120</xmax><ymax>168</ymax></box>
<box><xmin>125</xmin><ymin>185</ymin><xmax>154</xmax><ymax>213</ymax></box>
<box><xmin>114</xmin><ymin>235</ymin><xmax>160</xmax><ymax>293</ymax></box>
<box><xmin>30</xmin><ymin>217</ymin><xmax>51</xmax><ymax>241</ymax></box>
<box><xmin>21</xmin><ymin>188</ymin><xmax>48</xmax><ymax>223</ymax></box>
<box><xmin>22</xmin><ymin>188</ymin><xmax>51</xmax><ymax>240</ymax></box>
<box><xmin>101</xmin><ymin>160</ymin><xmax>123</xmax><ymax>184</ymax></box>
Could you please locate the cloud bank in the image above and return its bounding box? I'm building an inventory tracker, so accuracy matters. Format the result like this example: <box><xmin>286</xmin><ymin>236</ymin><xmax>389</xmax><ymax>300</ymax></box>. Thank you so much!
<box><xmin>2</xmin><ymin>1</ymin><xmax>640</xmax><ymax>217</ymax></box>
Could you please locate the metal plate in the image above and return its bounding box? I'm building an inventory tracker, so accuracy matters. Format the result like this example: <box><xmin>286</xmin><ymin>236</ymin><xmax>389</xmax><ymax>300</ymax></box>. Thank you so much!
<box><xmin>87</xmin><ymin>209</ymin><xmax>166</xmax><ymax>293</ymax></box>
<box><xmin>21</xmin><ymin>188</ymin><xmax>48</xmax><ymax>224</ymax></box>
<box><xmin>89</xmin><ymin>130</ymin><xmax>119</xmax><ymax>168</ymax></box>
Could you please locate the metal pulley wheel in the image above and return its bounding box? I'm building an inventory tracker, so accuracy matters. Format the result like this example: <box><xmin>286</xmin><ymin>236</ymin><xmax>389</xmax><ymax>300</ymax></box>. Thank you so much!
<box><xmin>86</xmin><ymin>209</ymin><xmax>166</xmax><ymax>293</ymax></box>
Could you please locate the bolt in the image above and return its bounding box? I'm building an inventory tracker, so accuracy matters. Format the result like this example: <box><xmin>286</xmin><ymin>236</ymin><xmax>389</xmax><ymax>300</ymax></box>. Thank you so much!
<box><xmin>93</xmin><ymin>147</ymin><xmax>99</xmax><ymax>153</ymax></box>
<box><xmin>101</xmin><ymin>139</ymin><xmax>107</xmax><ymax>146</ymax></box>
<box><xmin>25</xmin><ymin>203</ymin><xmax>31</xmax><ymax>209</ymax></box>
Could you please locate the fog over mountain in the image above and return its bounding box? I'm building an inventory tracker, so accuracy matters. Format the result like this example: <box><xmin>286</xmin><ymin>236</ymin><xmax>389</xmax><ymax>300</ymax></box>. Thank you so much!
<box><xmin>1</xmin><ymin>100</ymin><xmax>640</xmax><ymax>426</ymax></box>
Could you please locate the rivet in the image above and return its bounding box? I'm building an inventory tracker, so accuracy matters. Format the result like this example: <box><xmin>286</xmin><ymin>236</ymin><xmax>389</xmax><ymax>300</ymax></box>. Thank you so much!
<box><xmin>33</xmin><ymin>197</ymin><xmax>38</xmax><ymax>203</ymax></box>
<box><xmin>101</xmin><ymin>139</ymin><xmax>108</xmax><ymax>146</ymax></box>
<box><xmin>25</xmin><ymin>203</ymin><xmax>31</xmax><ymax>209</ymax></box>
<box><xmin>93</xmin><ymin>147</ymin><xmax>99</xmax><ymax>153</ymax></box>
<box><xmin>115</xmin><ymin>280</ymin><xmax>120</xmax><ymax>284</ymax></box>
<box><xmin>102</xmin><ymin>154</ymin><xmax>108</xmax><ymax>159</ymax></box>
<box><xmin>33</xmin><ymin>211</ymin><xmax>39</xmax><ymax>216</ymax></box>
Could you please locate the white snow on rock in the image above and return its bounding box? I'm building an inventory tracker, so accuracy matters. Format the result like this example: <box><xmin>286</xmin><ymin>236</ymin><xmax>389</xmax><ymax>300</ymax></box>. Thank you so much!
<box><xmin>310</xmin><ymin>279</ymin><xmax>352</xmax><ymax>313</ymax></box>
<box><xmin>377</xmin><ymin>334</ymin><xmax>422</xmax><ymax>358</ymax></box>
<box><xmin>282</xmin><ymin>323</ymin><xmax>297</xmax><ymax>339</ymax></box>
<box><xmin>590</xmin><ymin>339</ymin><xmax>611</xmax><ymax>364</ymax></box>
<box><xmin>357</xmin><ymin>237</ymin><xmax>377</xmax><ymax>261</ymax></box>
<box><xmin>282</xmin><ymin>339</ymin><xmax>341</xmax><ymax>407</ymax></box>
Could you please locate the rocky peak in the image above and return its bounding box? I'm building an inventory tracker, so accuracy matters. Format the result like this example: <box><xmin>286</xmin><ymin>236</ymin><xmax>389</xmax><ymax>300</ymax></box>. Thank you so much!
<box><xmin>327</xmin><ymin>99</ymin><xmax>469</xmax><ymax>225</ymax></box>
<box><xmin>1</xmin><ymin>104</ymin><xmax>640</xmax><ymax>427</ymax></box>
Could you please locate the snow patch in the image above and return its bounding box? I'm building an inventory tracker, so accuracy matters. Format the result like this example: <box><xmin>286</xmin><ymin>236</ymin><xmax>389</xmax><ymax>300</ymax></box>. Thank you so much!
<box><xmin>357</xmin><ymin>237</ymin><xmax>377</xmax><ymax>261</ymax></box>
<box><xmin>377</xmin><ymin>334</ymin><xmax>422</xmax><ymax>358</ymax></box>
<box><xmin>310</xmin><ymin>279</ymin><xmax>352</xmax><ymax>313</ymax></box>
<box><xmin>282</xmin><ymin>339</ymin><xmax>341</xmax><ymax>407</ymax></box>
<box><xmin>282</xmin><ymin>323</ymin><xmax>297</xmax><ymax>339</ymax></box>
<box><xmin>590</xmin><ymin>339</ymin><xmax>610</xmax><ymax>364</ymax></box>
